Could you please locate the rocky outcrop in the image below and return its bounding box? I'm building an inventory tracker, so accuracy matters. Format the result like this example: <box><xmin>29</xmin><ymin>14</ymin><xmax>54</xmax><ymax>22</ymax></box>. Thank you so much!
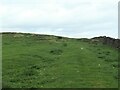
<box><xmin>92</xmin><ymin>36</ymin><xmax>120</xmax><ymax>49</ymax></box>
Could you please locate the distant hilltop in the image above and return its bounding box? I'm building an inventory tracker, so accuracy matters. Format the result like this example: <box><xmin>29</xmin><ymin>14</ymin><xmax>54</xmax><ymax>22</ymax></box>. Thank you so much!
<box><xmin>1</xmin><ymin>32</ymin><xmax>120</xmax><ymax>49</ymax></box>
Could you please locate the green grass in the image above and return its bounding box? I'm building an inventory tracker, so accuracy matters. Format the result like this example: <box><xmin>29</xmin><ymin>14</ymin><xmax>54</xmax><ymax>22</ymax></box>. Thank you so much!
<box><xmin>2</xmin><ymin>33</ymin><xmax>119</xmax><ymax>88</ymax></box>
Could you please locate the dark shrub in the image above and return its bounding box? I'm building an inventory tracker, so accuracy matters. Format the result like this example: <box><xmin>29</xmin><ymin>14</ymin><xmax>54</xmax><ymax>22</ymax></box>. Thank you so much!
<box><xmin>97</xmin><ymin>48</ymin><xmax>101</xmax><ymax>50</ymax></box>
<box><xmin>50</xmin><ymin>49</ymin><xmax>63</xmax><ymax>55</ymax></box>
<box><xmin>57</xmin><ymin>36</ymin><xmax>63</xmax><ymax>39</ymax></box>
<box><xmin>104</xmin><ymin>59</ymin><xmax>115</xmax><ymax>62</ymax></box>
<box><xmin>98</xmin><ymin>56</ymin><xmax>105</xmax><ymax>59</ymax></box>
<box><xmin>23</xmin><ymin>69</ymin><xmax>37</xmax><ymax>76</ymax></box>
<box><xmin>112</xmin><ymin>64</ymin><xmax>118</xmax><ymax>68</ymax></box>
<box><xmin>98</xmin><ymin>52</ymin><xmax>102</xmax><ymax>54</ymax></box>
<box><xmin>30</xmin><ymin>65</ymin><xmax>40</xmax><ymax>69</ymax></box>
<box><xmin>112</xmin><ymin>63</ymin><xmax>119</xmax><ymax>68</ymax></box>
<box><xmin>63</xmin><ymin>43</ymin><xmax>67</xmax><ymax>47</ymax></box>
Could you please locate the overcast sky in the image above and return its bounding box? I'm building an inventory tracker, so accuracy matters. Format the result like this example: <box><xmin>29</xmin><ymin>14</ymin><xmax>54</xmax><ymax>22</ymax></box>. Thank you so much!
<box><xmin>0</xmin><ymin>0</ymin><xmax>119</xmax><ymax>38</ymax></box>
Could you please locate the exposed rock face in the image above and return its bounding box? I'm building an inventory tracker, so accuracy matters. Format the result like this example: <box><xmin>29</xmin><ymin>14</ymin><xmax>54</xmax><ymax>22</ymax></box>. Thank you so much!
<box><xmin>92</xmin><ymin>36</ymin><xmax>120</xmax><ymax>49</ymax></box>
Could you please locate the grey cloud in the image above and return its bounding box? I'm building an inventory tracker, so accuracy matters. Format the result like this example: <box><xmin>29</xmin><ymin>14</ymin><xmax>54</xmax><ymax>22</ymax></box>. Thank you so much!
<box><xmin>0</xmin><ymin>0</ymin><xmax>118</xmax><ymax>38</ymax></box>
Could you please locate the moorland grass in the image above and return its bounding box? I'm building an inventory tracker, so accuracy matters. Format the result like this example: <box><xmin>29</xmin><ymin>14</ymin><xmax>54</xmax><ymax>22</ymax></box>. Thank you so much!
<box><xmin>2</xmin><ymin>33</ymin><xmax>119</xmax><ymax>88</ymax></box>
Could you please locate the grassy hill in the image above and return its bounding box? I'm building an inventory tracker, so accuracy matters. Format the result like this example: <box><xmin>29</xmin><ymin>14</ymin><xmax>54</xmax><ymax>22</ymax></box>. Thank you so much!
<box><xmin>2</xmin><ymin>32</ymin><xmax>119</xmax><ymax>88</ymax></box>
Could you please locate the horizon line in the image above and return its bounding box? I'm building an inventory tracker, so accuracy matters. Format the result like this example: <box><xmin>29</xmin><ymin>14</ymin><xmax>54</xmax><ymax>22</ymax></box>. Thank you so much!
<box><xmin>1</xmin><ymin>31</ymin><xmax>119</xmax><ymax>39</ymax></box>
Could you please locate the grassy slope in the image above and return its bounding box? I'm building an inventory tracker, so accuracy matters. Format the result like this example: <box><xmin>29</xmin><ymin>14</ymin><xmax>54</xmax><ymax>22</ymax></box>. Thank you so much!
<box><xmin>2</xmin><ymin>33</ymin><xmax>118</xmax><ymax>88</ymax></box>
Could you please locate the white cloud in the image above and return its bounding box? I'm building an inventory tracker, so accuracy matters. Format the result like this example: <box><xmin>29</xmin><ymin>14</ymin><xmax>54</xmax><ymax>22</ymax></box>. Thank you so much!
<box><xmin>0</xmin><ymin>0</ymin><xmax>119</xmax><ymax>38</ymax></box>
